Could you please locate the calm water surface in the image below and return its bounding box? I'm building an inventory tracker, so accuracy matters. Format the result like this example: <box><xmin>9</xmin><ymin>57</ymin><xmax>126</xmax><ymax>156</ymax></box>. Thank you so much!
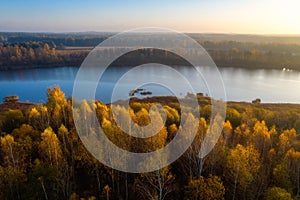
<box><xmin>1</xmin><ymin>66</ymin><xmax>300</xmax><ymax>103</ymax></box>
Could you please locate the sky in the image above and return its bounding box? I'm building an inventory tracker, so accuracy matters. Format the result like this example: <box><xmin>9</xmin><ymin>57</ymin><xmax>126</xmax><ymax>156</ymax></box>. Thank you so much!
<box><xmin>0</xmin><ymin>0</ymin><xmax>299</xmax><ymax>34</ymax></box>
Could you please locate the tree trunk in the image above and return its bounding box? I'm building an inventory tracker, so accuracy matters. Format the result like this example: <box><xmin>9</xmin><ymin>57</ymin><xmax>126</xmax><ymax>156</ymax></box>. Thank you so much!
<box><xmin>233</xmin><ymin>162</ymin><xmax>240</xmax><ymax>200</ymax></box>
<box><xmin>157</xmin><ymin>170</ymin><xmax>163</xmax><ymax>200</ymax></box>
<box><xmin>96</xmin><ymin>170</ymin><xmax>101</xmax><ymax>199</ymax></box>
<box><xmin>40</xmin><ymin>178</ymin><xmax>49</xmax><ymax>200</ymax></box>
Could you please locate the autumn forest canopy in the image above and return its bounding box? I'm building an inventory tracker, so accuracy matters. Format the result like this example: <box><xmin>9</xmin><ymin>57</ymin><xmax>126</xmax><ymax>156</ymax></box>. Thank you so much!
<box><xmin>1</xmin><ymin>87</ymin><xmax>300</xmax><ymax>199</ymax></box>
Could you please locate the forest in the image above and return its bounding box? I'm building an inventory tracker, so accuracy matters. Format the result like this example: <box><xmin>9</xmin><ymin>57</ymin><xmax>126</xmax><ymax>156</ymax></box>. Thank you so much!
<box><xmin>1</xmin><ymin>32</ymin><xmax>300</xmax><ymax>70</ymax></box>
<box><xmin>1</xmin><ymin>87</ymin><xmax>300</xmax><ymax>199</ymax></box>
<box><xmin>0</xmin><ymin>42</ymin><xmax>88</xmax><ymax>69</ymax></box>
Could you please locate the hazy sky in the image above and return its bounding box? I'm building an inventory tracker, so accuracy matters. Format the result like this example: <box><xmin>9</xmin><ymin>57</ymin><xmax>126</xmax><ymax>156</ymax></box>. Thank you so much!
<box><xmin>0</xmin><ymin>0</ymin><xmax>299</xmax><ymax>34</ymax></box>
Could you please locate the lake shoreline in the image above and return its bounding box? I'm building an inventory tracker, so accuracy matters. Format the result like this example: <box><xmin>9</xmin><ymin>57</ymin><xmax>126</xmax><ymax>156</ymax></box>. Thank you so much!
<box><xmin>2</xmin><ymin>95</ymin><xmax>300</xmax><ymax>113</ymax></box>
<box><xmin>0</xmin><ymin>64</ymin><xmax>296</xmax><ymax>72</ymax></box>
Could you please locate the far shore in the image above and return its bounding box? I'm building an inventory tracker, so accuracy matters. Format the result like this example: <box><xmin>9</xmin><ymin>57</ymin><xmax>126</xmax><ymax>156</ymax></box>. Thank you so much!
<box><xmin>0</xmin><ymin>63</ymin><xmax>297</xmax><ymax>72</ymax></box>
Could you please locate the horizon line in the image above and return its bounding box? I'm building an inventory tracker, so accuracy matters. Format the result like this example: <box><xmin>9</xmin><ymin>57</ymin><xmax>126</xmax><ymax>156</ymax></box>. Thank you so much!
<box><xmin>1</xmin><ymin>30</ymin><xmax>300</xmax><ymax>37</ymax></box>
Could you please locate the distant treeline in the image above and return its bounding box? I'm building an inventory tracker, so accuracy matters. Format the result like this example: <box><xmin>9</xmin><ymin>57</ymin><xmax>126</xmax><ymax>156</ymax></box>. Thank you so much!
<box><xmin>207</xmin><ymin>41</ymin><xmax>300</xmax><ymax>70</ymax></box>
<box><xmin>0</xmin><ymin>32</ymin><xmax>110</xmax><ymax>47</ymax></box>
<box><xmin>1</xmin><ymin>32</ymin><xmax>300</xmax><ymax>70</ymax></box>
<box><xmin>0</xmin><ymin>42</ymin><xmax>88</xmax><ymax>69</ymax></box>
<box><xmin>2</xmin><ymin>32</ymin><xmax>300</xmax><ymax>46</ymax></box>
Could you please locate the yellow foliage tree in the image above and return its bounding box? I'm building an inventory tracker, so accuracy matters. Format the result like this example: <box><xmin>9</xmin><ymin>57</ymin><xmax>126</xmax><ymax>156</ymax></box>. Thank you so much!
<box><xmin>39</xmin><ymin>127</ymin><xmax>63</xmax><ymax>167</ymax></box>
<box><xmin>184</xmin><ymin>175</ymin><xmax>225</xmax><ymax>200</ymax></box>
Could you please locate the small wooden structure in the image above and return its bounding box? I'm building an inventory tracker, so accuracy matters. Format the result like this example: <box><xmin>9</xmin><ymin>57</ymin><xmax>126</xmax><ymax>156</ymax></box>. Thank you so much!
<box><xmin>129</xmin><ymin>88</ymin><xmax>153</xmax><ymax>96</ymax></box>
<box><xmin>3</xmin><ymin>95</ymin><xmax>19</xmax><ymax>103</ymax></box>
<box><xmin>140</xmin><ymin>91</ymin><xmax>152</xmax><ymax>95</ymax></box>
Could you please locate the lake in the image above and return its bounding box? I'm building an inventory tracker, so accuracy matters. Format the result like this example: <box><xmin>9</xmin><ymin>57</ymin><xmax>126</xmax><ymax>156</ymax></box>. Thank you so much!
<box><xmin>1</xmin><ymin>66</ymin><xmax>300</xmax><ymax>104</ymax></box>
